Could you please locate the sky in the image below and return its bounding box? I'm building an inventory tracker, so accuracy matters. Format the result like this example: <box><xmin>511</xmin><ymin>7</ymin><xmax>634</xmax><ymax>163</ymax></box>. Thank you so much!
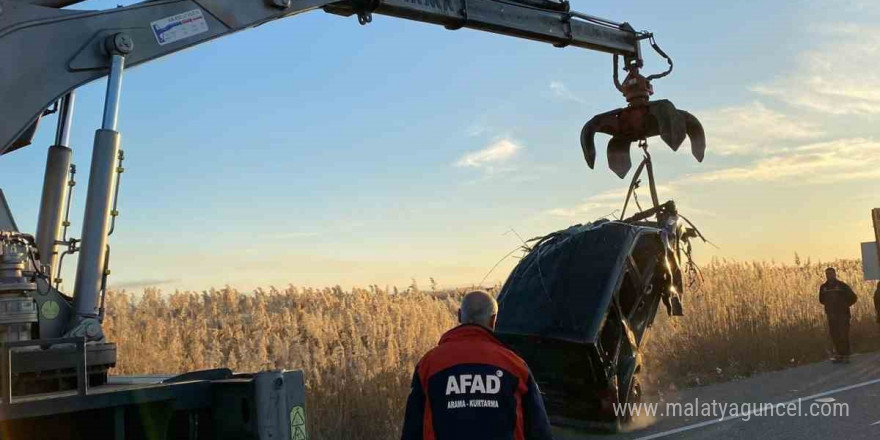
<box><xmin>1</xmin><ymin>0</ymin><xmax>878</xmax><ymax>292</ymax></box>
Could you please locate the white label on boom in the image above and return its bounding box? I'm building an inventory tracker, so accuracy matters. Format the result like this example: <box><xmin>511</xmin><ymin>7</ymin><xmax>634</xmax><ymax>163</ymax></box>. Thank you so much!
<box><xmin>151</xmin><ymin>9</ymin><xmax>209</xmax><ymax>46</ymax></box>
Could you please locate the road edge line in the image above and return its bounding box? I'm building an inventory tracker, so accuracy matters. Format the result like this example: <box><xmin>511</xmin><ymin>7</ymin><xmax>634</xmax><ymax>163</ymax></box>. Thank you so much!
<box><xmin>632</xmin><ymin>376</ymin><xmax>880</xmax><ymax>440</ymax></box>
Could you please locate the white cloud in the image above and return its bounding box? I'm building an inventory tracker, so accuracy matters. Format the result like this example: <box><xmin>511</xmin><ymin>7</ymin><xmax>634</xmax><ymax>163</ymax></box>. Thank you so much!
<box><xmin>816</xmin><ymin>0</ymin><xmax>879</xmax><ymax>11</ymax></box>
<box><xmin>684</xmin><ymin>138</ymin><xmax>880</xmax><ymax>184</ymax></box>
<box><xmin>545</xmin><ymin>185</ymin><xmax>676</xmax><ymax>220</ymax></box>
<box><xmin>274</xmin><ymin>232</ymin><xmax>321</xmax><ymax>239</ymax></box>
<box><xmin>751</xmin><ymin>25</ymin><xmax>880</xmax><ymax>116</ymax></box>
<box><xmin>699</xmin><ymin>102</ymin><xmax>824</xmax><ymax>155</ymax></box>
<box><xmin>455</xmin><ymin>139</ymin><xmax>523</xmax><ymax>168</ymax></box>
<box><xmin>466</xmin><ymin>121</ymin><xmax>489</xmax><ymax>137</ymax></box>
<box><xmin>682</xmin><ymin>22</ymin><xmax>880</xmax><ymax>185</ymax></box>
<box><xmin>549</xmin><ymin>81</ymin><xmax>585</xmax><ymax>104</ymax></box>
<box><xmin>545</xmin><ymin>202</ymin><xmax>607</xmax><ymax>219</ymax></box>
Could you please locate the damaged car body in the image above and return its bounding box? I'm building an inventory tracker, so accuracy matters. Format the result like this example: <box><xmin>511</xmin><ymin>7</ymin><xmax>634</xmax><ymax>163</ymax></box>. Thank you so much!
<box><xmin>492</xmin><ymin>26</ymin><xmax>708</xmax><ymax>432</ymax></box>
<box><xmin>495</xmin><ymin>202</ymin><xmax>693</xmax><ymax>430</ymax></box>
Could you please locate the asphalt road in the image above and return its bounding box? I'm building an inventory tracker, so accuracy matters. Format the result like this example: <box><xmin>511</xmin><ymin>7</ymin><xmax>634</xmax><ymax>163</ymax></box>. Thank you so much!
<box><xmin>553</xmin><ymin>351</ymin><xmax>880</xmax><ymax>440</ymax></box>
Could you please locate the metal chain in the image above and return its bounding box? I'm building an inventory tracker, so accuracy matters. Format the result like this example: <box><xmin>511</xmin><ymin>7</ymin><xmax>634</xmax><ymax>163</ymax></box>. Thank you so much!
<box><xmin>639</xmin><ymin>139</ymin><xmax>661</xmax><ymax>209</ymax></box>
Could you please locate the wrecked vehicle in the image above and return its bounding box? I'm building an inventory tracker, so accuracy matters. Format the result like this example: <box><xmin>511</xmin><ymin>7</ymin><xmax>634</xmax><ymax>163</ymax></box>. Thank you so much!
<box><xmin>496</xmin><ymin>201</ymin><xmax>696</xmax><ymax>431</ymax></box>
<box><xmin>493</xmin><ymin>23</ymin><xmax>708</xmax><ymax>430</ymax></box>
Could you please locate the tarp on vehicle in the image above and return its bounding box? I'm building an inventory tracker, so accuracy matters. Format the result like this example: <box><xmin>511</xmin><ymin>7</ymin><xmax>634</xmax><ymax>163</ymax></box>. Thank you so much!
<box><xmin>496</xmin><ymin>221</ymin><xmax>638</xmax><ymax>344</ymax></box>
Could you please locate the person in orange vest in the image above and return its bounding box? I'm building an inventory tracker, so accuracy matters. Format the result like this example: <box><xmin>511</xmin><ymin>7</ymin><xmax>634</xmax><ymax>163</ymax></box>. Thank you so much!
<box><xmin>401</xmin><ymin>290</ymin><xmax>554</xmax><ymax>440</ymax></box>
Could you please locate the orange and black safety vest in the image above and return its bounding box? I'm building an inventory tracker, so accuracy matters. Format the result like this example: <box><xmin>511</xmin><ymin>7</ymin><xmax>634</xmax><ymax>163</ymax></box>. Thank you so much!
<box><xmin>400</xmin><ymin>324</ymin><xmax>554</xmax><ymax>440</ymax></box>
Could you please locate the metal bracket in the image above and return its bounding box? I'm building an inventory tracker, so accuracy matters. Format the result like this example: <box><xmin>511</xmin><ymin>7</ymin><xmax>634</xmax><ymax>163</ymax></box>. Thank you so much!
<box><xmin>618</xmin><ymin>22</ymin><xmax>642</xmax><ymax>69</ymax></box>
<box><xmin>68</xmin><ymin>29</ymin><xmax>138</xmax><ymax>71</ymax></box>
<box><xmin>553</xmin><ymin>14</ymin><xmax>572</xmax><ymax>48</ymax></box>
<box><xmin>0</xmin><ymin>337</ymin><xmax>88</xmax><ymax>404</ymax></box>
<box><xmin>42</xmin><ymin>101</ymin><xmax>60</xmax><ymax>117</ymax></box>
<box><xmin>353</xmin><ymin>0</ymin><xmax>381</xmax><ymax>25</ymax></box>
<box><xmin>443</xmin><ymin>0</ymin><xmax>468</xmax><ymax>30</ymax></box>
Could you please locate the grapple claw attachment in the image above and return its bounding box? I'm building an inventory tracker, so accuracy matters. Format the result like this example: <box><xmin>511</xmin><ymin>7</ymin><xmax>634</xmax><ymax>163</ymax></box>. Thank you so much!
<box><xmin>647</xmin><ymin>99</ymin><xmax>686</xmax><ymax>151</ymax></box>
<box><xmin>579</xmin><ymin>99</ymin><xmax>707</xmax><ymax>179</ymax></box>
<box><xmin>579</xmin><ymin>62</ymin><xmax>707</xmax><ymax>178</ymax></box>
<box><xmin>681</xmin><ymin>110</ymin><xmax>706</xmax><ymax>163</ymax></box>
<box><xmin>579</xmin><ymin>115</ymin><xmax>599</xmax><ymax>169</ymax></box>
<box><xmin>607</xmin><ymin>137</ymin><xmax>633</xmax><ymax>178</ymax></box>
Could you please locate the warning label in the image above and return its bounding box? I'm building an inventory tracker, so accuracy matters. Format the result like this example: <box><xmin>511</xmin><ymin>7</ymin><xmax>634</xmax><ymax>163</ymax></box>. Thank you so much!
<box><xmin>151</xmin><ymin>9</ymin><xmax>209</xmax><ymax>46</ymax></box>
<box><xmin>290</xmin><ymin>406</ymin><xmax>306</xmax><ymax>440</ymax></box>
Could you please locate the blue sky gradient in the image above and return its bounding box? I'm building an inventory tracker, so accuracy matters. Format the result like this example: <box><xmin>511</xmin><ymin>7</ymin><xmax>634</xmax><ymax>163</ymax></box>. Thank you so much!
<box><xmin>2</xmin><ymin>0</ymin><xmax>878</xmax><ymax>290</ymax></box>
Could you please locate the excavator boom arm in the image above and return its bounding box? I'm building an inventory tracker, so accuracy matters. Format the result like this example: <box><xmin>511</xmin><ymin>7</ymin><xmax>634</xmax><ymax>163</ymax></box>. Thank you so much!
<box><xmin>0</xmin><ymin>0</ymin><xmax>641</xmax><ymax>155</ymax></box>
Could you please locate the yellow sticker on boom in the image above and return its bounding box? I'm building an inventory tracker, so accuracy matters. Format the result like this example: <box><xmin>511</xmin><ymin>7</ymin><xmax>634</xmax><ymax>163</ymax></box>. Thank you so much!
<box><xmin>41</xmin><ymin>300</ymin><xmax>60</xmax><ymax>320</ymax></box>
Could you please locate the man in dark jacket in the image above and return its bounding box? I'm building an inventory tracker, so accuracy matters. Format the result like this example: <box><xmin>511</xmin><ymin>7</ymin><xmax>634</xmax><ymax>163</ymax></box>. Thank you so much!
<box><xmin>401</xmin><ymin>290</ymin><xmax>554</xmax><ymax>440</ymax></box>
<box><xmin>874</xmin><ymin>282</ymin><xmax>880</xmax><ymax>325</ymax></box>
<box><xmin>819</xmin><ymin>267</ymin><xmax>858</xmax><ymax>363</ymax></box>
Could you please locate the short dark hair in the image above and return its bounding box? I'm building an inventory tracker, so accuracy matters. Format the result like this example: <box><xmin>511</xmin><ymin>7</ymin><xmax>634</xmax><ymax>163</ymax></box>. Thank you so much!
<box><xmin>825</xmin><ymin>267</ymin><xmax>836</xmax><ymax>273</ymax></box>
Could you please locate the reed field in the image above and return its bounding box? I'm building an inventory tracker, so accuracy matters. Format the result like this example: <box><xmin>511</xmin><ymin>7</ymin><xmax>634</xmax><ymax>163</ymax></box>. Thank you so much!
<box><xmin>104</xmin><ymin>258</ymin><xmax>879</xmax><ymax>439</ymax></box>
